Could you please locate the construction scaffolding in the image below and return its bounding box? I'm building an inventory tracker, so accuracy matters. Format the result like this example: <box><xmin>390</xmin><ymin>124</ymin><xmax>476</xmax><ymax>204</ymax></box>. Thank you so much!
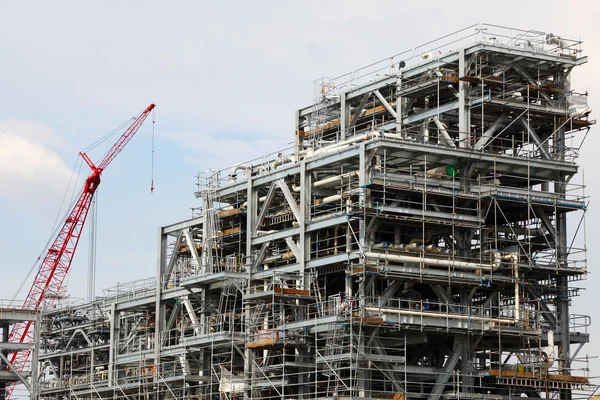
<box><xmin>34</xmin><ymin>23</ymin><xmax>595</xmax><ymax>400</ymax></box>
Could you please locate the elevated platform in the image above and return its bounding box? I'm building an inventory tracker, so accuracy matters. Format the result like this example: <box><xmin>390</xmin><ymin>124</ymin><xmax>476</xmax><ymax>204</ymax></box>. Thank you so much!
<box><xmin>482</xmin><ymin>369</ymin><xmax>589</xmax><ymax>391</ymax></box>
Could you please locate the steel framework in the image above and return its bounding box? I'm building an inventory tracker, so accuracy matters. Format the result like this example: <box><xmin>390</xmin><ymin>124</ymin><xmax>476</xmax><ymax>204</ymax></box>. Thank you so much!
<box><xmin>33</xmin><ymin>24</ymin><xmax>595</xmax><ymax>400</ymax></box>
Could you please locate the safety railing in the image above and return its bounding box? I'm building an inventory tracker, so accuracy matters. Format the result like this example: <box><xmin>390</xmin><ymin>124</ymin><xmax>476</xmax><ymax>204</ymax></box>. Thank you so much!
<box><xmin>312</xmin><ymin>23</ymin><xmax>582</xmax><ymax>102</ymax></box>
<box><xmin>316</xmin><ymin>295</ymin><xmax>544</xmax><ymax>330</ymax></box>
<box><xmin>0</xmin><ymin>299</ymin><xmax>26</xmax><ymax>309</ymax></box>
<box><xmin>102</xmin><ymin>277</ymin><xmax>157</xmax><ymax>303</ymax></box>
<box><xmin>570</xmin><ymin>314</ymin><xmax>591</xmax><ymax>335</ymax></box>
<box><xmin>159</xmin><ymin>312</ymin><xmax>244</xmax><ymax>348</ymax></box>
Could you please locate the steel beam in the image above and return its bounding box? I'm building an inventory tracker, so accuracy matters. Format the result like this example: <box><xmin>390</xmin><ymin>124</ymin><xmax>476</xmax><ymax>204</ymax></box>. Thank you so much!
<box><xmin>162</xmin><ymin>216</ymin><xmax>202</xmax><ymax>235</ymax></box>
<box><xmin>164</xmin><ymin>231</ymin><xmax>184</xmax><ymax>288</ymax></box>
<box><xmin>458</xmin><ymin>48</ymin><xmax>470</xmax><ymax>148</ymax></box>
<box><xmin>513</xmin><ymin>65</ymin><xmax>555</xmax><ymax>106</ymax></box>
<box><xmin>348</xmin><ymin>92</ymin><xmax>372</xmax><ymax>130</ymax></box>
<box><xmin>374</xmin><ymin>89</ymin><xmax>397</xmax><ymax>119</ymax></box>
<box><xmin>251</xmin><ymin>241</ymin><xmax>271</xmax><ymax>272</ymax></box>
<box><xmin>473</xmin><ymin>110</ymin><xmax>509</xmax><ymax>150</ymax></box>
<box><xmin>285</xmin><ymin>237</ymin><xmax>301</xmax><ymax>261</ymax></box>
<box><xmin>431</xmin><ymin>285</ymin><xmax>458</xmax><ymax>313</ymax></box>
<box><xmin>433</xmin><ymin>117</ymin><xmax>455</xmax><ymax>148</ymax></box>
<box><xmin>275</xmin><ymin>179</ymin><xmax>301</xmax><ymax>222</ymax></box>
<box><xmin>519</xmin><ymin>118</ymin><xmax>552</xmax><ymax>159</ymax></box>
<box><xmin>403</xmin><ymin>101</ymin><xmax>459</xmax><ymax>125</ymax></box>
<box><xmin>428</xmin><ymin>341</ymin><xmax>464</xmax><ymax>400</ymax></box>
<box><xmin>253</xmin><ymin>182</ymin><xmax>277</xmax><ymax>235</ymax></box>
<box><xmin>0</xmin><ymin>352</ymin><xmax>31</xmax><ymax>392</ymax></box>
<box><xmin>183</xmin><ymin>228</ymin><xmax>201</xmax><ymax>272</ymax></box>
<box><xmin>534</xmin><ymin>207</ymin><xmax>557</xmax><ymax>241</ymax></box>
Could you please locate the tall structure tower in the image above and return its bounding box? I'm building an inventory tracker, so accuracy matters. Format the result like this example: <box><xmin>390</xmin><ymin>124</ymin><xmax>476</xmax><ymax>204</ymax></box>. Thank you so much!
<box><xmin>35</xmin><ymin>24</ymin><xmax>594</xmax><ymax>400</ymax></box>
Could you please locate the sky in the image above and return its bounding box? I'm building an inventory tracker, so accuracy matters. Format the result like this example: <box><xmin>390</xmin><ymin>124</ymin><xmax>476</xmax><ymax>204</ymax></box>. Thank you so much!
<box><xmin>1</xmin><ymin>0</ymin><xmax>599</xmax><ymax>383</ymax></box>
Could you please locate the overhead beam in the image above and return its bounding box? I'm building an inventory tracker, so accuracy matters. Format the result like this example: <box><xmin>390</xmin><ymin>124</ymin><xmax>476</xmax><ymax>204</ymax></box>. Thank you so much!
<box><xmin>479</xmin><ymin>290</ymin><xmax>499</xmax><ymax>316</ymax></box>
<box><xmin>519</xmin><ymin>118</ymin><xmax>552</xmax><ymax>159</ymax></box>
<box><xmin>183</xmin><ymin>228</ymin><xmax>201</xmax><ymax>272</ymax></box>
<box><xmin>432</xmin><ymin>285</ymin><xmax>458</xmax><ymax>313</ymax></box>
<box><xmin>253</xmin><ymin>182</ymin><xmax>278</xmax><ymax>235</ymax></box>
<box><xmin>458</xmin><ymin>48</ymin><xmax>470</xmax><ymax>148</ymax></box>
<box><xmin>428</xmin><ymin>342</ymin><xmax>464</xmax><ymax>400</ymax></box>
<box><xmin>65</xmin><ymin>328</ymin><xmax>93</xmax><ymax>349</ymax></box>
<box><xmin>165</xmin><ymin>302</ymin><xmax>181</xmax><ymax>332</ymax></box>
<box><xmin>374</xmin><ymin>90</ymin><xmax>397</xmax><ymax>119</ymax></box>
<box><xmin>0</xmin><ymin>352</ymin><xmax>31</xmax><ymax>392</ymax></box>
<box><xmin>275</xmin><ymin>179</ymin><xmax>301</xmax><ymax>222</ymax></box>
<box><xmin>433</xmin><ymin>117</ymin><xmax>456</xmax><ymax>148</ymax></box>
<box><xmin>182</xmin><ymin>296</ymin><xmax>201</xmax><ymax>335</ymax></box>
<box><xmin>164</xmin><ymin>231</ymin><xmax>184</xmax><ymax>288</ymax></box>
<box><xmin>251</xmin><ymin>241</ymin><xmax>271</xmax><ymax>272</ymax></box>
<box><xmin>533</xmin><ymin>207</ymin><xmax>556</xmax><ymax>241</ymax></box>
<box><xmin>285</xmin><ymin>237</ymin><xmax>302</xmax><ymax>261</ymax></box>
<box><xmin>528</xmin><ymin>288</ymin><xmax>557</xmax><ymax>331</ymax></box>
<box><xmin>348</xmin><ymin>92</ymin><xmax>372</xmax><ymax>130</ymax></box>
<box><xmin>370</xmin><ymin>336</ymin><xmax>404</xmax><ymax>392</ymax></box>
<box><xmin>473</xmin><ymin>110</ymin><xmax>509</xmax><ymax>150</ymax></box>
<box><xmin>403</xmin><ymin>101</ymin><xmax>459</xmax><ymax>125</ymax></box>
<box><xmin>513</xmin><ymin>65</ymin><xmax>555</xmax><ymax>106</ymax></box>
<box><xmin>446</xmin><ymin>83</ymin><xmax>459</xmax><ymax>98</ymax></box>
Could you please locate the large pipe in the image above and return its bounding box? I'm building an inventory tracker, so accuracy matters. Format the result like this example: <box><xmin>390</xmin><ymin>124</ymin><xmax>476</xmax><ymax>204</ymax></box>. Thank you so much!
<box><xmin>182</xmin><ymin>298</ymin><xmax>201</xmax><ymax>335</ymax></box>
<box><xmin>303</xmin><ymin>131</ymin><xmax>381</xmax><ymax>160</ymax></box>
<box><xmin>364</xmin><ymin>307</ymin><xmax>515</xmax><ymax>325</ymax></box>
<box><xmin>229</xmin><ymin>163</ymin><xmax>251</xmax><ymax>183</ymax></box>
<box><xmin>321</xmin><ymin>194</ymin><xmax>342</xmax><ymax>204</ymax></box>
<box><xmin>272</xmin><ymin>154</ymin><xmax>296</xmax><ymax>170</ymax></box>
<box><xmin>313</xmin><ymin>171</ymin><xmax>358</xmax><ymax>188</ymax></box>
<box><xmin>334</xmin><ymin>226</ymin><xmax>340</xmax><ymax>255</ymax></box>
<box><xmin>546</xmin><ymin>330</ymin><xmax>555</xmax><ymax>367</ymax></box>
<box><xmin>365</xmin><ymin>252</ymin><xmax>500</xmax><ymax>270</ymax></box>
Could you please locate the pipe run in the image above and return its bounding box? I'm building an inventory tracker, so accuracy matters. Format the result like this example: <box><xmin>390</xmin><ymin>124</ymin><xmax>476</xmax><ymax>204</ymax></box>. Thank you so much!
<box><xmin>272</xmin><ymin>154</ymin><xmax>296</xmax><ymax>170</ymax></box>
<box><xmin>313</xmin><ymin>171</ymin><xmax>358</xmax><ymax>188</ymax></box>
<box><xmin>229</xmin><ymin>163</ymin><xmax>251</xmax><ymax>183</ymax></box>
<box><xmin>364</xmin><ymin>307</ymin><xmax>515</xmax><ymax>325</ymax></box>
<box><xmin>364</xmin><ymin>252</ymin><xmax>500</xmax><ymax>270</ymax></box>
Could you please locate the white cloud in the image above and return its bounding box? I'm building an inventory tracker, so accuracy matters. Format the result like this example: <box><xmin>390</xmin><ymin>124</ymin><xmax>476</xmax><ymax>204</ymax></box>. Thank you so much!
<box><xmin>0</xmin><ymin>126</ymin><xmax>77</xmax><ymax>214</ymax></box>
<box><xmin>163</xmin><ymin>130</ymin><xmax>290</xmax><ymax>172</ymax></box>
<box><xmin>0</xmin><ymin>119</ymin><xmax>73</xmax><ymax>151</ymax></box>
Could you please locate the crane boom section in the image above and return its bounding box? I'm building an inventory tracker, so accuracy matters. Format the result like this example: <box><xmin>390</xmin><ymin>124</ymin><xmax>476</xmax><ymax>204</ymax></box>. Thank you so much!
<box><xmin>6</xmin><ymin>103</ymin><xmax>155</xmax><ymax>398</ymax></box>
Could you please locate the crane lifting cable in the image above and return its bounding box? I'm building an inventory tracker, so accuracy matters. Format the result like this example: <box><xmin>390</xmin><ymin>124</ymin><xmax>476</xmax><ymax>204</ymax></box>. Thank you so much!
<box><xmin>5</xmin><ymin>103</ymin><xmax>155</xmax><ymax>399</ymax></box>
<box><xmin>150</xmin><ymin>107</ymin><xmax>156</xmax><ymax>193</ymax></box>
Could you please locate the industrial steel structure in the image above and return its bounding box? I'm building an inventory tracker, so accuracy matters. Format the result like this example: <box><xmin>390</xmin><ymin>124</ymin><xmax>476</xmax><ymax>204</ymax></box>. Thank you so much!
<box><xmin>31</xmin><ymin>24</ymin><xmax>595</xmax><ymax>400</ymax></box>
<box><xmin>0</xmin><ymin>305</ymin><xmax>39</xmax><ymax>399</ymax></box>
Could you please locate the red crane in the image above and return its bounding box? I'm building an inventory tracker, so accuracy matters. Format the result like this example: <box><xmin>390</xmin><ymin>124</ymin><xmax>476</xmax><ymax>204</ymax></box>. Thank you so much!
<box><xmin>6</xmin><ymin>103</ymin><xmax>155</xmax><ymax>398</ymax></box>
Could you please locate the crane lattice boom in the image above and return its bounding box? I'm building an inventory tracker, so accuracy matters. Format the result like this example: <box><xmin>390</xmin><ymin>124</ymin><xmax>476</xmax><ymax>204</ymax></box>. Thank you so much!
<box><xmin>6</xmin><ymin>103</ymin><xmax>155</xmax><ymax>398</ymax></box>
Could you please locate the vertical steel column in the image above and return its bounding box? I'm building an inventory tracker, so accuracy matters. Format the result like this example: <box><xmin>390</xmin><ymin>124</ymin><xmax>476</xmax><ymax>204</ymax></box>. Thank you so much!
<box><xmin>153</xmin><ymin>228</ymin><xmax>167</xmax><ymax>394</ymax></box>
<box><xmin>358</xmin><ymin>142</ymin><xmax>371</xmax><ymax>397</ymax></box>
<box><xmin>30</xmin><ymin>314</ymin><xmax>40</xmax><ymax>400</ymax></box>
<box><xmin>108</xmin><ymin>303</ymin><xmax>118</xmax><ymax>387</ymax></box>
<box><xmin>556</xmin><ymin>69</ymin><xmax>572</xmax><ymax>400</ymax></box>
<box><xmin>244</xmin><ymin>177</ymin><xmax>257</xmax><ymax>400</ymax></box>
<box><xmin>297</xmin><ymin>160</ymin><xmax>311</xmax><ymax>399</ymax></box>
<box><xmin>0</xmin><ymin>323</ymin><xmax>7</xmax><ymax>400</ymax></box>
<box><xmin>295</xmin><ymin>109</ymin><xmax>303</xmax><ymax>160</ymax></box>
<box><xmin>359</xmin><ymin>142</ymin><xmax>367</xmax><ymax>248</ymax></box>
<box><xmin>299</xmin><ymin>161</ymin><xmax>309</xmax><ymax>288</ymax></box>
<box><xmin>341</xmin><ymin>92</ymin><xmax>350</xmax><ymax>140</ymax></box>
<box><xmin>458</xmin><ymin>48</ymin><xmax>470</xmax><ymax>148</ymax></box>
<box><xmin>396</xmin><ymin>74</ymin><xmax>403</xmax><ymax>134</ymax></box>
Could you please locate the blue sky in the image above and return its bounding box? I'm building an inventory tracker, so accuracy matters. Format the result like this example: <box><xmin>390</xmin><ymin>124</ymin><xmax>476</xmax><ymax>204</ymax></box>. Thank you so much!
<box><xmin>1</xmin><ymin>0</ymin><xmax>599</xmax><ymax>377</ymax></box>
